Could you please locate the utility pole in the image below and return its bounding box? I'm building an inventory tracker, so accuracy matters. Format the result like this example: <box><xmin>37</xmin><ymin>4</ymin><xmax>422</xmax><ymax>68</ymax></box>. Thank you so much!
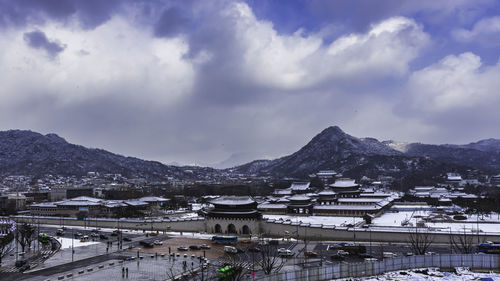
<box><xmin>72</xmin><ymin>228</ymin><xmax>74</xmax><ymax>262</ymax></box>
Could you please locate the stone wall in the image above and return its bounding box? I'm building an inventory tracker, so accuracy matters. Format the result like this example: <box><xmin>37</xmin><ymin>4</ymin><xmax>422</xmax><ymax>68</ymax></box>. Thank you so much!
<box><xmin>205</xmin><ymin>217</ymin><xmax>260</xmax><ymax>235</ymax></box>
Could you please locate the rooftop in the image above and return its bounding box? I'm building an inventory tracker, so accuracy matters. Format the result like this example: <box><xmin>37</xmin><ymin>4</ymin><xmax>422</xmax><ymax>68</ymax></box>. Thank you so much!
<box><xmin>330</xmin><ymin>178</ymin><xmax>359</xmax><ymax>188</ymax></box>
<box><xmin>210</xmin><ymin>196</ymin><xmax>256</xmax><ymax>206</ymax></box>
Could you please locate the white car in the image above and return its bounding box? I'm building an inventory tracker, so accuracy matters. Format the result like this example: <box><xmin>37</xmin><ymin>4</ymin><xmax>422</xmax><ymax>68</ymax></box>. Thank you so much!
<box><xmin>224</xmin><ymin>246</ymin><xmax>238</xmax><ymax>254</ymax></box>
<box><xmin>153</xmin><ymin>240</ymin><xmax>163</xmax><ymax>245</ymax></box>
<box><xmin>277</xmin><ymin>248</ymin><xmax>293</xmax><ymax>257</ymax></box>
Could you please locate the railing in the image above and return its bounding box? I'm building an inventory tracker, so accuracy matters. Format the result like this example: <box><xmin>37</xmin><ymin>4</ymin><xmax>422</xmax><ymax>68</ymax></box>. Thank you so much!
<box><xmin>257</xmin><ymin>254</ymin><xmax>500</xmax><ymax>281</ymax></box>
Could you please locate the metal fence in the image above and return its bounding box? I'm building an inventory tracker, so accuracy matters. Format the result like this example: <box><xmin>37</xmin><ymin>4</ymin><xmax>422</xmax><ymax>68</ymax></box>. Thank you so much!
<box><xmin>257</xmin><ymin>254</ymin><xmax>500</xmax><ymax>281</ymax></box>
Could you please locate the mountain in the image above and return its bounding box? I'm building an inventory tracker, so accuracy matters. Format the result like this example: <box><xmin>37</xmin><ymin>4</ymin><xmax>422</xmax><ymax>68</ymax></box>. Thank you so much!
<box><xmin>231</xmin><ymin>126</ymin><xmax>500</xmax><ymax>178</ymax></box>
<box><xmin>445</xmin><ymin>138</ymin><xmax>500</xmax><ymax>153</ymax></box>
<box><xmin>0</xmin><ymin>130</ymin><xmax>215</xmax><ymax>180</ymax></box>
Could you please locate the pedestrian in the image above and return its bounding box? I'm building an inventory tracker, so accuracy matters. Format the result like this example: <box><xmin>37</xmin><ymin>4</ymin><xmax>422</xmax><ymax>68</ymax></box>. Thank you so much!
<box><xmin>122</xmin><ymin>267</ymin><xmax>125</xmax><ymax>278</ymax></box>
<box><xmin>126</xmin><ymin>267</ymin><xmax>128</xmax><ymax>278</ymax></box>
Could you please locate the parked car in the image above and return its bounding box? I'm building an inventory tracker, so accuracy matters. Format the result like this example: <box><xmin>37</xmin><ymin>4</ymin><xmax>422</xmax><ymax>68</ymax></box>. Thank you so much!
<box><xmin>304</xmin><ymin>251</ymin><xmax>318</xmax><ymax>257</ymax></box>
<box><xmin>189</xmin><ymin>245</ymin><xmax>201</xmax><ymax>250</ymax></box>
<box><xmin>330</xmin><ymin>254</ymin><xmax>345</xmax><ymax>261</ymax></box>
<box><xmin>278</xmin><ymin>248</ymin><xmax>293</xmax><ymax>257</ymax></box>
<box><xmin>90</xmin><ymin>233</ymin><xmax>99</xmax><ymax>238</ymax></box>
<box><xmin>177</xmin><ymin>246</ymin><xmax>189</xmax><ymax>251</ymax></box>
<box><xmin>358</xmin><ymin>253</ymin><xmax>373</xmax><ymax>258</ymax></box>
<box><xmin>383</xmin><ymin>252</ymin><xmax>397</xmax><ymax>258</ymax></box>
<box><xmin>99</xmin><ymin>234</ymin><xmax>108</xmax><ymax>240</ymax></box>
<box><xmin>224</xmin><ymin>246</ymin><xmax>238</xmax><ymax>254</ymax></box>
<box><xmin>248</xmin><ymin>246</ymin><xmax>261</xmax><ymax>253</ymax></box>
<box><xmin>74</xmin><ymin>232</ymin><xmax>83</xmax><ymax>238</ymax></box>
<box><xmin>140</xmin><ymin>241</ymin><xmax>154</xmax><ymax>248</ymax></box>
<box><xmin>56</xmin><ymin>229</ymin><xmax>64</xmax><ymax>236</ymax></box>
<box><xmin>123</xmin><ymin>237</ymin><xmax>132</xmax><ymax>242</ymax></box>
<box><xmin>200</xmin><ymin>244</ymin><xmax>211</xmax><ymax>249</ymax></box>
<box><xmin>154</xmin><ymin>240</ymin><xmax>163</xmax><ymax>245</ymax></box>
<box><xmin>15</xmin><ymin>260</ymin><xmax>27</xmax><ymax>267</ymax></box>
<box><xmin>337</xmin><ymin>250</ymin><xmax>349</xmax><ymax>256</ymax></box>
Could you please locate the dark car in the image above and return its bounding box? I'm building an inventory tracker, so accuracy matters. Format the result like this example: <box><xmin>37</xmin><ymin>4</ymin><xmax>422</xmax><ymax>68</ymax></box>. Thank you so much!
<box><xmin>304</xmin><ymin>251</ymin><xmax>318</xmax><ymax>257</ymax></box>
<box><xmin>189</xmin><ymin>245</ymin><xmax>201</xmax><ymax>250</ymax></box>
<box><xmin>358</xmin><ymin>253</ymin><xmax>373</xmax><ymax>258</ymax></box>
<box><xmin>74</xmin><ymin>232</ymin><xmax>83</xmax><ymax>238</ymax></box>
<box><xmin>330</xmin><ymin>254</ymin><xmax>345</xmax><ymax>261</ymax></box>
<box><xmin>236</xmin><ymin>248</ymin><xmax>245</xmax><ymax>253</ymax></box>
<box><xmin>99</xmin><ymin>234</ymin><xmax>108</xmax><ymax>240</ymax></box>
<box><xmin>140</xmin><ymin>241</ymin><xmax>154</xmax><ymax>248</ymax></box>
<box><xmin>248</xmin><ymin>247</ymin><xmax>261</xmax><ymax>253</ymax></box>
<box><xmin>15</xmin><ymin>260</ymin><xmax>27</xmax><ymax>267</ymax></box>
<box><xmin>269</xmin><ymin>240</ymin><xmax>279</xmax><ymax>245</ymax></box>
<box><xmin>177</xmin><ymin>246</ymin><xmax>189</xmax><ymax>251</ymax></box>
<box><xmin>123</xmin><ymin>237</ymin><xmax>131</xmax><ymax>242</ymax></box>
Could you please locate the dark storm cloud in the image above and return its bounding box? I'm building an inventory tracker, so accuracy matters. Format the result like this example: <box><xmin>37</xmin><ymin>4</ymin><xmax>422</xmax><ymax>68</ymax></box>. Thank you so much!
<box><xmin>0</xmin><ymin>0</ymin><xmax>122</xmax><ymax>29</ymax></box>
<box><xmin>2</xmin><ymin>0</ymin><xmax>500</xmax><ymax>167</ymax></box>
<box><xmin>23</xmin><ymin>30</ymin><xmax>66</xmax><ymax>58</ymax></box>
<box><xmin>154</xmin><ymin>7</ymin><xmax>191</xmax><ymax>38</ymax></box>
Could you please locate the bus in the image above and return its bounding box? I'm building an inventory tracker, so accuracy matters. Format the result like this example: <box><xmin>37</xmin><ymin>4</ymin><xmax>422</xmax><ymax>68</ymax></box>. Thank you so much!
<box><xmin>211</xmin><ymin>236</ymin><xmax>238</xmax><ymax>245</ymax></box>
<box><xmin>478</xmin><ymin>242</ymin><xmax>500</xmax><ymax>254</ymax></box>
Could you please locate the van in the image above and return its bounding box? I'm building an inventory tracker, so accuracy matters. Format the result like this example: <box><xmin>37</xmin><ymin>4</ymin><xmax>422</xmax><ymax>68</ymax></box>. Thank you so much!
<box><xmin>383</xmin><ymin>252</ymin><xmax>397</xmax><ymax>258</ymax></box>
<box><xmin>224</xmin><ymin>246</ymin><xmax>238</xmax><ymax>254</ymax></box>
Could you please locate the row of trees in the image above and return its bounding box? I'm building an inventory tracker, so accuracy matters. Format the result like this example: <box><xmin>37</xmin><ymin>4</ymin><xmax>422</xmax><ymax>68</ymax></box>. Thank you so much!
<box><xmin>408</xmin><ymin>226</ymin><xmax>483</xmax><ymax>255</ymax></box>
<box><xmin>0</xmin><ymin>222</ymin><xmax>37</xmax><ymax>265</ymax></box>
<box><xmin>165</xmin><ymin>244</ymin><xmax>286</xmax><ymax>281</ymax></box>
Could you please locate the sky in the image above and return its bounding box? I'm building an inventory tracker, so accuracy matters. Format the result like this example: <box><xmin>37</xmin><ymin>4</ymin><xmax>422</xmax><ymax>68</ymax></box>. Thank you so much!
<box><xmin>1</xmin><ymin>0</ymin><xmax>500</xmax><ymax>168</ymax></box>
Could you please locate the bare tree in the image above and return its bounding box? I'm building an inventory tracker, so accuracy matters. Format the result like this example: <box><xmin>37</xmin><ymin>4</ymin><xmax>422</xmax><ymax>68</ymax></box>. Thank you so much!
<box><xmin>0</xmin><ymin>232</ymin><xmax>14</xmax><ymax>265</ymax></box>
<box><xmin>257</xmin><ymin>245</ymin><xmax>286</xmax><ymax>275</ymax></box>
<box><xmin>164</xmin><ymin>257</ymin><xmax>217</xmax><ymax>281</ymax></box>
<box><xmin>16</xmin><ymin>223</ymin><xmax>36</xmax><ymax>252</ymax></box>
<box><xmin>408</xmin><ymin>227</ymin><xmax>434</xmax><ymax>255</ymax></box>
<box><xmin>449</xmin><ymin>227</ymin><xmax>476</xmax><ymax>254</ymax></box>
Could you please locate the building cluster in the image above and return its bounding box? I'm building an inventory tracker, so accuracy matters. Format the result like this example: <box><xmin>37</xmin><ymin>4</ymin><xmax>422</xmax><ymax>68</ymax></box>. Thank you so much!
<box><xmin>29</xmin><ymin>196</ymin><xmax>170</xmax><ymax>217</ymax></box>
<box><xmin>257</xmin><ymin>178</ymin><xmax>399</xmax><ymax>217</ymax></box>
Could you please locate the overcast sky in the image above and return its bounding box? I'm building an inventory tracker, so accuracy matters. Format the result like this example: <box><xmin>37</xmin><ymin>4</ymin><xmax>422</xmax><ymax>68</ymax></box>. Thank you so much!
<box><xmin>1</xmin><ymin>0</ymin><xmax>500</xmax><ymax>168</ymax></box>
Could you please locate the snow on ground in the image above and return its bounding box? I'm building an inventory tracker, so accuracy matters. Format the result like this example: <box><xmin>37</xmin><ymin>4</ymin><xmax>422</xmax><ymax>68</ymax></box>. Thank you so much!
<box><xmin>372</xmin><ymin>211</ymin><xmax>500</xmax><ymax>233</ymax></box>
<box><xmin>372</xmin><ymin>210</ymin><xmax>432</xmax><ymax>227</ymax></box>
<box><xmin>178</xmin><ymin>212</ymin><xmax>200</xmax><ymax>219</ymax></box>
<box><xmin>264</xmin><ymin>215</ymin><xmax>363</xmax><ymax>226</ymax></box>
<box><xmin>340</xmin><ymin>267</ymin><xmax>500</xmax><ymax>281</ymax></box>
<box><xmin>54</xmin><ymin>237</ymin><xmax>100</xmax><ymax>249</ymax></box>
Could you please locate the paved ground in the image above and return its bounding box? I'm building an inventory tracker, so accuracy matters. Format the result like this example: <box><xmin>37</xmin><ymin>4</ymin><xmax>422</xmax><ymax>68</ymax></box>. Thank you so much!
<box><xmin>0</xmin><ymin>225</ymin><xmax>468</xmax><ymax>281</ymax></box>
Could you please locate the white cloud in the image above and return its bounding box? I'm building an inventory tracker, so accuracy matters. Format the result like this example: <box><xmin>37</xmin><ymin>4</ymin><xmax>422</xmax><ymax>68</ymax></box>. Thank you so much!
<box><xmin>0</xmin><ymin>16</ymin><xmax>194</xmax><ymax>108</ymax></box>
<box><xmin>214</xmin><ymin>3</ymin><xmax>429</xmax><ymax>90</ymax></box>
<box><xmin>406</xmin><ymin>52</ymin><xmax>500</xmax><ymax>112</ymax></box>
<box><xmin>452</xmin><ymin>16</ymin><xmax>500</xmax><ymax>46</ymax></box>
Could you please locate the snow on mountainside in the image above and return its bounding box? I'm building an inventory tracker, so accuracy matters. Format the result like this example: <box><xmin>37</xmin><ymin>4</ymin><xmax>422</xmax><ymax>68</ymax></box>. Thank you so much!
<box><xmin>446</xmin><ymin>138</ymin><xmax>500</xmax><ymax>153</ymax></box>
<box><xmin>382</xmin><ymin>140</ymin><xmax>410</xmax><ymax>153</ymax></box>
<box><xmin>0</xmin><ymin>130</ymin><xmax>214</xmax><ymax>180</ymax></box>
<box><xmin>232</xmin><ymin>126</ymin><xmax>500</xmax><ymax>178</ymax></box>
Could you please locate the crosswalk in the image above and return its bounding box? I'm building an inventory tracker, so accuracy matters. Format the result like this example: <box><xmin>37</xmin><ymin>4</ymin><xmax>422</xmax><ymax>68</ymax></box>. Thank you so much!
<box><xmin>1</xmin><ymin>248</ymin><xmax>57</xmax><ymax>273</ymax></box>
